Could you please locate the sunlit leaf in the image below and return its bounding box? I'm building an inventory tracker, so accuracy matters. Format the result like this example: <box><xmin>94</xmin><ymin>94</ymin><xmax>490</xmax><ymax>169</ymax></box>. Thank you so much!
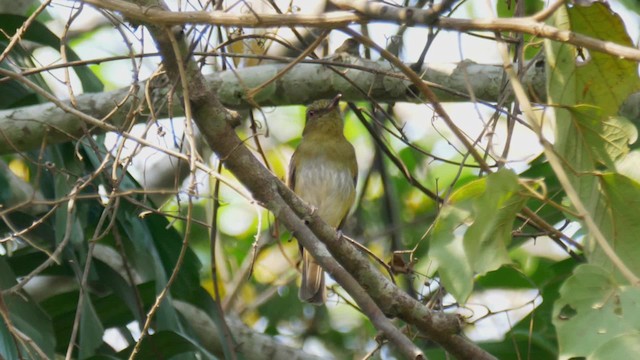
<box><xmin>590</xmin><ymin>173</ymin><xmax>640</xmax><ymax>279</ymax></box>
<box><xmin>545</xmin><ymin>2</ymin><xmax>640</xmax><ymax>283</ymax></box>
<box><xmin>553</xmin><ymin>264</ymin><xmax>640</xmax><ymax>359</ymax></box>
<box><xmin>589</xmin><ymin>333</ymin><xmax>640</xmax><ymax>360</ymax></box>
<box><xmin>429</xmin><ymin>169</ymin><xmax>526</xmax><ymax>302</ymax></box>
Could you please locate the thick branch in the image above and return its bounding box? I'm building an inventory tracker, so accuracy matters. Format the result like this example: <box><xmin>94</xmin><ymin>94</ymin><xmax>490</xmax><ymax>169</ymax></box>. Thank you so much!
<box><xmin>0</xmin><ymin>58</ymin><xmax>548</xmax><ymax>154</ymax></box>
<box><xmin>123</xmin><ymin>2</ymin><xmax>494</xmax><ymax>359</ymax></box>
<box><xmin>127</xmin><ymin>7</ymin><xmax>434</xmax><ymax>360</ymax></box>
<box><xmin>3</xmin><ymin>56</ymin><xmax>640</xmax><ymax>156</ymax></box>
<box><xmin>173</xmin><ymin>301</ymin><xmax>324</xmax><ymax>360</ymax></box>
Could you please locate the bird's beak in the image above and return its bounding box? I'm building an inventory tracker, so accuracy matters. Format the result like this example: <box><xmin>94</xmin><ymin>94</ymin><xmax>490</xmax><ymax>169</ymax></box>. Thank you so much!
<box><xmin>330</xmin><ymin>93</ymin><xmax>342</xmax><ymax>109</ymax></box>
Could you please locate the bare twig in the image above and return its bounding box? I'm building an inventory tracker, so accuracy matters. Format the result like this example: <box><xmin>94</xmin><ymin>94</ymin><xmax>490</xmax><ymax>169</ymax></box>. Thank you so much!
<box><xmin>78</xmin><ymin>0</ymin><xmax>640</xmax><ymax>61</ymax></box>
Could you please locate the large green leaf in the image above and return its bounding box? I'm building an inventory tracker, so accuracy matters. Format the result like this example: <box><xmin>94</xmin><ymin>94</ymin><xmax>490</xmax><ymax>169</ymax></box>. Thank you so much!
<box><xmin>463</xmin><ymin>168</ymin><xmax>525</xmax><ymax>275</ymax></box>
<box><xmin>78</xmin><ymin>293</ymin><xmax>105</xmax><ymax>359</ymax></box>
<box><xmin>565</xmin><ymin>106</ymin><xmax>637</xmax><ymax>168</ymax></box>
<box><xmin>429</xmin><ymin>169</ymin><xmax>526</xmax><ymax>302</ymax></box>
<box><xmin>547</xmin><ymin>3</ymin><xmax>638</xmax><ymax>176</ymax></box>
<box><xmin>116</xmin><ymin>330</ymin><xmax>215</xmax><ymax>360</ymax></box>
<box><xmin>589</xmin><ymin>333</ymin><xmax>640</xmax><ymax>360</ymax></box>
<box><xmin>545</xmin><ymin>3</ymin><xmax>640</xmax><ymax>281</ymax></box>
<box><xmin>546</xmin><ymin>4</ymin><xmax>639</xmax><ymax>116</ymax></box>
<box><xmin>553</xmin><ymin>264</ymin><xmax>640</xmax><ymax>359</ymax></box>
<box><xmin>78</xmin><ymin>141</ymin><xmax>218</xmax><ymax>359</ymax></box>
<box><xmin>0</xmin><ymin>256</ymin><xmax>56</xmax><ymax>359</ymax></box>
<box><xmin>428</xmin><ymin>205</ymin><xmax>473</xmax><ymax>302</ymax></box>
<box><xmin>589</xmin><ymin>173</ymin><xmax>640</xmax><ymax>278</ymax></box>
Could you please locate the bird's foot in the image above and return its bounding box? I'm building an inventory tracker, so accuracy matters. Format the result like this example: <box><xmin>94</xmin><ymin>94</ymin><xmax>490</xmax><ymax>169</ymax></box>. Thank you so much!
<box><xmin>303</xmin><ymin>206</ymin><xmax>318</xmax><ymax>224</ymax></box>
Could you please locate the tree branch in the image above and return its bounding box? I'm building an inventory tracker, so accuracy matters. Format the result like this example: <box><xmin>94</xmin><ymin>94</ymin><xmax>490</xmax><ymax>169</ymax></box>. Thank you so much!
<box><xmin>112</xmin><ymin>0</ymin><xmax>494</xmax><ymax>358</ymax></box>
<box><xmin>173</xmin><ymin>301</ymin><xmax>326</xmax><ymax>360</ymax></box>
<box><xmin>0</xmin><ymin>57</ymin><xmax>545</xmax><ymax>154</ymax></box>
<box><xmin>3</xmin><ymin>53</ymin><xmax>639</xmax><ymax>155</ymax></box>
<box><xmin>78</xmin><ymin>0</ymin><xmax>640</xmax><ymax>61</ymax></box>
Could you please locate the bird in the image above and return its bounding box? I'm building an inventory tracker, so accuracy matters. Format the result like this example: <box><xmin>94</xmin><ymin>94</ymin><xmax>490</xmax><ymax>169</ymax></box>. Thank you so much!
<box><xmin>333</xmin><ymin>38</ymin><xmax>361</xmax><ymax>57</ymax></box>
<box><xmin>288</xmin><ymin>94</ymin><xmax>358</xmax><ymax>305</ymax></box>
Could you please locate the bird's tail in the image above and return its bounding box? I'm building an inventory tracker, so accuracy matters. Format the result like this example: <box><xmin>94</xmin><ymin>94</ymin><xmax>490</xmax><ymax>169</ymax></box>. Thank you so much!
<box><xmin>299</xmin><ymin>249</ymin><xmax>326</xmax><ymax>305</ymax></box>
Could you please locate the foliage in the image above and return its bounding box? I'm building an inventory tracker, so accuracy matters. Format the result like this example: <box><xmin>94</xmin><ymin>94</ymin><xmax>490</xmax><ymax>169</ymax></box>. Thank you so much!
<box><xmin>0</xmin><ymin>1</ymin><xmax>639</xmax><ymax>359</ymax></box>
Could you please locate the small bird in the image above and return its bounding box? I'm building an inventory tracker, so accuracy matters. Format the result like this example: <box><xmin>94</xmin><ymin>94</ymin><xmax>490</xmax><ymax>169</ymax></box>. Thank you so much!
<box><xmin>333</xmin><ymin>38</ymin><xmax>361</xmax><ymax>57</ymax></box>
<box><xmin>288</xmin><ymin>94</ymin><xmax>358</xmax><ymax>305</ymax></box>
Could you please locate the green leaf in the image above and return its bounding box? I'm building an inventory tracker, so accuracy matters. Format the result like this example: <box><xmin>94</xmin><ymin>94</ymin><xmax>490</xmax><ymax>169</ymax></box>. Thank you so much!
<box><xmin>546</xmin><ymin>3</ymin><xmax>639</xmax><ymax>174</ymax></box>
<box><xmin>464</xmin><ymin>169</ymin><xmax>525</xmax><ymax>275</ymax></box>
<box><xmin>0</xmin><ymin>211</ymin><xmax>56</xmax><ymax>252</ymax></box>
<box><xmin>0</xmin><ymin>164</ymin><xmax>9</xmax><ymax>202</ymax></box>
<box><xmin>429</xmin><ymin>169</ymin><xmax>526</xmax><ymax>302</ymax></box>
<box><xmin>496</xmin><ymin>0</ymin><xmax>544</xmax><ymax>17</ymax></box>
<box><xmin>545</xmin><ymin>3</ymin><xmax>640</xmax><ymax>283</ymax></box>
<box><xmin>519</xmin><ymin>155</ymin><xmax>565</xmax><ymax>228</ymax></box>
<box><xmin>0</xmin><ymin>256</ymin><xmax>56</xmax><ymax>359</ymax></box>
<box><xmin>0</xmin><ymin>317</ymin><xmax>19</xmax><ymax>360</ymax></box>
<box><xmin>617</xmin><ymin>150</ymin><xmax>640</xmax><ymax>181</ymax></box>
<box><xmin>93</xmin><ymin>259</ymin><xmax>145</xmax><ymax>324</ymax></box>
<box><xmin>590</xmin><ymin>173</ymin><xmax>640</xmax><ymax>279</ymax></box>
<box><xmin>602</xmin><ymin>116</ymin><xmax>638</xmax><ymax>160</ymax></box>
<box><xmin>428</xmin><ymin>205</ymin><xmax>473</xmax><ymax>302</ymax></box>
<box><xmin>117</xmin><ymin>330</ymin><xmax>215</xmax><ymax>360</ymax></box>
<box><xmin>0</xmin><ymin>75</ymin><xmax>38</xmax><ymax>108</ymax></box>
<box><xmin>553</xmin><ymin>264</ymin><xmax>640</xmax><ymax>359</ymax></box>
<box><xmin>476</xmin><ymin>266</ymin><xmax>535</xmax><ymax>289</ymax></box>
<box><xmin>496</xmin><ymin>0</ymin><xmax>544</xmax><ymax>59</ymax></box>
<box><xmin>589</xmin><ymin>333</ymin><xmax>640</xmax><ymax>360</ymax></box>
<box><xmin>78</xmin><ymin>294</ymin><xmax>105</xmax><ymax>359</ymax></box>
<box><xmin>546</xmin><ymin>4</ymin><xmax>639</xmax><ymax>116</ymax></box>
<box><xmin>565</xmin><ymin>106</ymin><xmax>637</xmax><ymax>168</ymax></box>
<box><xmin>40</xmin><ymin>282</ymin><xmax>157</xmax><ymax>353</ymax></box>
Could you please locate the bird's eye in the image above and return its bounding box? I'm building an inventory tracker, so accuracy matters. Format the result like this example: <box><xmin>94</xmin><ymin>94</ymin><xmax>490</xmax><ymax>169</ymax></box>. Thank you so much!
<box><xmin>307</xmin><ymin>110</ymin><xmax>316</xmax><ymax>118</ymax></box>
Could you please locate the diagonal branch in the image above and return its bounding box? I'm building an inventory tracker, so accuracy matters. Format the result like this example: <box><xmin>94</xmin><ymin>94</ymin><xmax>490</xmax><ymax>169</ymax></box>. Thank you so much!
<box><xmin>96</xmin><ymin>0</ymin><xmax>496</xmax><ymax>358</ymax></box>
<box><xmin>107</xmin><ymin>4</ymin><xmax>438</xmax><ymax>360</ymax></box>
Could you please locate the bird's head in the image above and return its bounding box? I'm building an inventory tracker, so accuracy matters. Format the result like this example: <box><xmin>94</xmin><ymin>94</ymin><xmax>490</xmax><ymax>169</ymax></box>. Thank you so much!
<box><xmin>303</xmin><ymin>94</ymin><xmax>343</xmax><ymax>136</ymax></box>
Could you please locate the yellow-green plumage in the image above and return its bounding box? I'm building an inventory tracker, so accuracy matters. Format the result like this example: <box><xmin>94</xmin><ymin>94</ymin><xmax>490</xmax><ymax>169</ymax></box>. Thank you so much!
<box><xmin>288</xmin><ymin>96</ymin><xmax>357</xmax><ymax>305</ymax></box>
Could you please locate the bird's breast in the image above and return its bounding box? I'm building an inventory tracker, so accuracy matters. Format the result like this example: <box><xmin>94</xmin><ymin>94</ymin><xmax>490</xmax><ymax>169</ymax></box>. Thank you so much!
<box><xmin>294</xmin><ymin>158</ymin><xmax>356</xmax><ymax>227</ymax></box>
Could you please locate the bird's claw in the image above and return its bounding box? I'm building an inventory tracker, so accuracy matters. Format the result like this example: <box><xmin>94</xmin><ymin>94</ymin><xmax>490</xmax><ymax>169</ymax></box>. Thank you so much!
<box><xmin>303</xmin><ymin>206</ymin><xmax>318</xmax><ymax>224</ymax></box>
